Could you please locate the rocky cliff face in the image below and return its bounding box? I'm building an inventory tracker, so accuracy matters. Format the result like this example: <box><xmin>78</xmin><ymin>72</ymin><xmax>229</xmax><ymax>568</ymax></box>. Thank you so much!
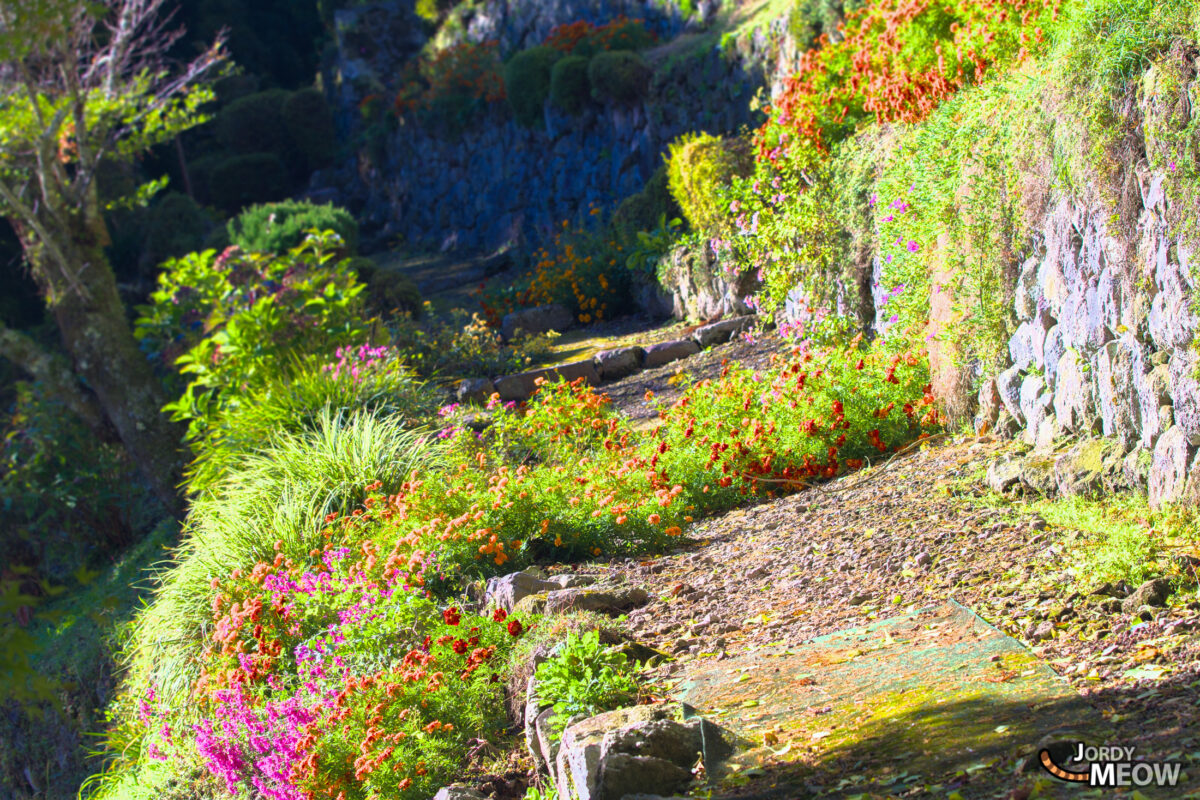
<box><xmin>973</xmin><ymin>175</ymin><xmax>1200</xmax><ymax>507</ymax></box>
<box><xmin>314</xmin><ymin>0</ymin><xmax>778</xmax><ymax>253</ymax></box>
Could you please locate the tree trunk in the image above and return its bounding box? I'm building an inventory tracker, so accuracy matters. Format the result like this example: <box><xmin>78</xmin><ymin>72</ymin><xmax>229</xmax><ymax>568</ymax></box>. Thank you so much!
<box><xmin>47</xmin><ymin>233</ymin><xmax>185</xmax><ymax>518</ymax></box>
<box><xmin>0</xmin><ymin>321</ymin><xmax>110</xmax><ymax>438</ymax></box>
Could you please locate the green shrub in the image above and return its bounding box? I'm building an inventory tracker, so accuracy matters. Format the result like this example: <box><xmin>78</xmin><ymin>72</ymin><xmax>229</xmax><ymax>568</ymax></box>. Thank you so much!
<box><xmin>504</xmin><ymin>46</ymin><xmax>562</xmax><ymax>127</ymax></box>
<box><xmin>350</xmin><ymin>257</ymin><xmax>425</xmax><ymax>317</ymax></box>
<box><xmin>549</xmin><ymin>55</ymin><xmax>591</xmax><ymax>115</ymax></box>
<box><xmin>388</xmin><ymin>307</ymin><xmax>558</xmax><ymax>378</ymax></box>
<box><xmin>215</xmin><ymin>88</ymin><xmax>293</xmax><ymax>155</ymax></box>
<box><xmin>666</xmin><ymin>132</ymin><xmax>754</xmax><ymax>235</ymax></box>
<box><xmin>186</xmin><ymin>347</ymin><xmax>439</xmax><ymax>495</ymax></box>
<box><xmin>134</xmin><ymin>231</ymin><xmax>369</xmax><ymax>467</ymax></box>
<box><xmin>282</xmin><ymin>87</ymin><xmax>337</xmax><ymax>169</ymax></box>
<box><xmin>227</xmin><ymin>199</ymin><xmax>359</xmax><ymax>255</ymax></box>
<box><xmin>587</xmin><ymin>50</ymin><xmax>650</xmax><ymax>105</ymax></box>
<box><xmin>534</xmin><ymin>629</ymin><xmax>639</xmax><ymax>741</ymax></box>
<box><xmin>611</xmin><ymin>164</ymin><xmax>681</xmax><ymax>238</ymax></box>
<box><xmin>142</xmin><ymin>192</ymin><xmax>212</xmax><ymax>269</ymax></box>
<box><xmin>208</xmin><ymin>153</ymin><xmax>290</xmax><ymax>214</ymax></box>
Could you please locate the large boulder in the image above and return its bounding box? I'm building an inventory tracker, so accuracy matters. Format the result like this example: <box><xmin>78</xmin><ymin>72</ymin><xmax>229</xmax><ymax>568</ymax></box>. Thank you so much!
<box><xmin>554</xmin><ymin>704</ymin><xmax>732</xmax><ymax>800</ymax></box>
<box><xmin>975</xmin><ymin>378</ymin><xmax>1001</xmax><ymax>436</ymax></box>
<box><xmin>1169</xmin><ymin>351</ymin><xmax>1200</xmax><ymax>445</ymax></box>
<box><xmin>1059</xmin><ymin>285</ymin><xmax>1112</xmax><ymax>357</ymax></box>
<box><xmin>1054</xmin><ymin>438</ymin><xmax>1122</xmax><ymax>498</ymax></box>
<box><xmin>996</xmin><ymin>366</ymin><xmax>1025</xmax><ymax>425</ymax></box>
<box><xmin>458</xmin><ymin>377</ymin><xmax>496</xmax><ymax>405</ymax></box>
<box><xmin>485</xmin><ymin>571</ymin><xmax>561</xmax><ymax>611</ymax></box>
<box><xmin>1009</xmin><ymin>309</ymin><xmax>1053</xmax><ymax>372</ymax></box>
<box><xmin>1135</xmin><ymin>362</ymin><xmax>1173</xmax><ymax>449</ymax></box>
<box><xmin>501</xmin><ymin>304</ymin><xmax>575</xmax><ymax>341</ymax></box>
<box><xmin>1019</xmin><ymin>452</ymin><xmax>1060</xmax><ymax>496</ymax></box>
<box><xmin>495</xmin><ymin>360</ymin><xmax>601</xmax><ymax>401</ymax></box>
<box><xmin>1095</xmin><ymin>338</ymin><xmax>1144</xmax><ymax>449</ymax></box>
<box><xmin>692</xmin><ymin>315</ymin><xmax>755</xmax><ymax>348</ymax></box>
<box><xmin>1043</xmin><ymin>325</ymin><xmax>1066</xmax><ymax>389</ymax></box>
<box><xmin>986</xmin><ymin>453</ymin><xmax>1024</xmax><ymax>493</ymax></box>
<box><xmin>544</xmin><ymin>587</ymin><xmax>650</xmax><ymax>615</ymax></box>
<box><xmin>1149</xmin><ymin>425</ymin><xmax>1196</xmax><ymax>508</ymax></box>
<box><xmin>1053</xmin><ymin>348</ymin><xmax>1097</xmax><ymax>434</ymax></box>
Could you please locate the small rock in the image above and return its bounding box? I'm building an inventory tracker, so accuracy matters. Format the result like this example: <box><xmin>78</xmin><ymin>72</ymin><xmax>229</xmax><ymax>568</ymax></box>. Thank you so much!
<box><xmin>433</xmin><ymin>786</ymin><xmax>486</xmax><ymax>800</ymax></box>
<box><xmin>914</xmin><ymin>552</ymin><xmax>932</xmax><ymax>568</ymax></box>
<box><xmin>1027</xmin><ymin>621</ymin><xmax>1056</xmax><ymax>641</ymax></box>
<box><xmin>1120</xmin><ymin>578</ymin><xmax>1172</xmax><ymax>614</ymax></box>
<box><xmin>486</xmin><ymin>572</ymin><xmax>560</xmax><ymax>612</ymax></box>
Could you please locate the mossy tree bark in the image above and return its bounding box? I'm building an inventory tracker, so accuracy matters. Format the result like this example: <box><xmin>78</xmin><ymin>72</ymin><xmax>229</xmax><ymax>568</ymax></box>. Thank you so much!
<box><xmin>9</xmin><ymin>210</ymin><xmax>185</xmax><ymax>518</ymax></box>
<box><xmin>0</xmin><ymin>0</ymin><xmax>226</xmax><ymax>519</ymax></box>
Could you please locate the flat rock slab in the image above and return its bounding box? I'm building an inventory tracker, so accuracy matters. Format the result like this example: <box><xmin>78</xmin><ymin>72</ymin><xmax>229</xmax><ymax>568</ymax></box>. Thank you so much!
<box><xmin>677</xmin><ymin>601</ymin><xmax>1109</xmax><ymax>798</ymax></box>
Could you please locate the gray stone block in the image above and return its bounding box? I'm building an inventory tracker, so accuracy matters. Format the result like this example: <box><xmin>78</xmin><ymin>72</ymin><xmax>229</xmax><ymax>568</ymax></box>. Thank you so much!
<box><xmin>1150</xmin><ymin>425</ymin><xmax>1195</xmax><ymax>509</ymax></box>
<box><xmin>692</xmin><ymin>315</ymin><xmax>755</xmax><ymax>348</ymax></box>
<box><xmin>643</xmin><ymin>339</ymin><xmax>700</xmax><ymax>369</ymax></box>
<box><xmin>595</xmin><ymin>347</ymin><xmax>645</xmax><ymax>381</ymax></box>
<box><xmin>501</xmin><ymin>303</ymin><xmax>576</xmax><ymax>341</ymax></box>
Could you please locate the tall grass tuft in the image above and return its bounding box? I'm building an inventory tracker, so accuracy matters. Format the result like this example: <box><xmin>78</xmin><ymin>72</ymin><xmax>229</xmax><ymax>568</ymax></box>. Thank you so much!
<box><xmin>122</xmin><ymin>409</ymin><xmax>441</xmax><ymax>710</ymax></box>
<box><xmin>187</xmin><ymin>352</ymin><xmax>440</xmax><ymax>495</ymax></box>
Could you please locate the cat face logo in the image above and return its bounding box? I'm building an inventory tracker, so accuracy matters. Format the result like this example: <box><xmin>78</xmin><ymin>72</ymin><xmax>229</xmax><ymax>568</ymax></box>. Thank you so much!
<box><xmin>1039</xmin><ymin>742</ymin><xmax>1182</xmax><ymax>788</ymax></box>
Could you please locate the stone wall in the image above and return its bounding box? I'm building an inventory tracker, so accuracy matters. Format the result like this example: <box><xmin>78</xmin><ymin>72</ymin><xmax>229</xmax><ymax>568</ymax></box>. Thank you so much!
<box><xmin>314</xmin><ymin>1</ymin><xmax>774</xmax><ymax>254</ymax></box>
<box><xmin>973</xmin><ymin>176</ymin><xmax>1200</xmax><ymax>508</ymax></box>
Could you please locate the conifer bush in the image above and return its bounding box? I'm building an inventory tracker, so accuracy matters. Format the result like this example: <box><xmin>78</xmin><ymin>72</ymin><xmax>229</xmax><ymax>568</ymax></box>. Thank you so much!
<box><xmin>227</xmin><ymin>199</ymin><xmax>359</xmax><ymax>255</ymax></box>
<box><xmin>215</xmin><ymin>88</ymin><xmax>294</xmax><ymax>156</ymax></box>
<box><xmin>208</xmin><ymin>153</ymin><xmax>290</xmax><ymax>214</ymax></box>
<box><xmin>504</xmin><ymin>46</ymin><xmax>562</xmax><ymax>127</ymax></box>
<box><xmin>282</xmin><ymin>87</ymin><xmax>337</xmax><ymax>168</ymax></box>
<box><xmin>550</xmin><ymin>55</ymin><xmax>591</xmax><ymax>114</ymax></box>
<box><xmin>587</xmin><ymin>50</ymin><xmax>651</xmax><ymax>105</ymax></box>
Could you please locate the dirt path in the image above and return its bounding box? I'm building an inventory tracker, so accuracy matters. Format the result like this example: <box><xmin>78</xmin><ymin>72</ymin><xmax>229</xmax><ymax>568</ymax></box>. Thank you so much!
<box><xmin>535</xmin><ymin>331</ymin><xmax>1200</xmax><ymax>798</ymax></box>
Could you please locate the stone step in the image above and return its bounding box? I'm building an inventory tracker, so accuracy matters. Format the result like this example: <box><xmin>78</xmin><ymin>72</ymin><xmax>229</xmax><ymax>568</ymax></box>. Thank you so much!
<box><xmin>675</xmin><ymin>601</ymin><xmax>1110</xmax><ymax>798</ymax></box>
<box><xmin>457</xmin><ymin>315</ymin><xmax>757</xmax><ymax>405</ymax></box>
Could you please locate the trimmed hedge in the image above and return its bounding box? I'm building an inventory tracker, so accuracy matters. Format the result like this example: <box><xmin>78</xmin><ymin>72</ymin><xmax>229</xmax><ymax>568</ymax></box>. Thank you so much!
<box><xmin>227</xmin><ymin>199</ymin><xmax>359</xmax><ymax>255</ymax></box>
<box><xmin>588</xmin><ymin>50</ymin><xmax>650</xmax><ymax>105</ymax></box>
<box><xmin>504</xmin><ymin>46</ymin><xmax>562</xmax><ymax>127</ymax></box>
<box><xmin>216</xmin><ymin>89</ymin><xmax>293</xmax><ymax>155</ymax></box>
<box><xmin>550</xmin><ymin>55</ymin><xmax>591</xmax><ymax>115</ymax></box>
<box><xmin>209</xmin><ymin>153</ymin><xmax>290</xmax><ymax>214</ymax></box>
<box><xmin>143</xmin><ymin>192</ymin><xmax>212</xmax><ymax>268</ymax></box>
<box><xmin>282</xmin><ymin>88</ymin><xmax>337</xmax><ymax>169</ymax></box>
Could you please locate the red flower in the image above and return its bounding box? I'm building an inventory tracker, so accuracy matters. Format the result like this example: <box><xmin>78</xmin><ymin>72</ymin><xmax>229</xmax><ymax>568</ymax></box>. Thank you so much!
<box><xmin>507</xmin><ymin>619</ymin><xmax>524</xmax><ymax>637</ymax></box>
<box><xmin>443</xmin><ymin>607</ymin><xmax>461</xmax><ymax>626</ymax></box>
<box><xmin>492</xmin><ymin>607</ymin><xmax>507</xmax><ymax>622</ymax></box>
<box><xmin>452</xmin><ymin>638</ymin><xmax>469</xmax><ymax>655</ymax></box>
